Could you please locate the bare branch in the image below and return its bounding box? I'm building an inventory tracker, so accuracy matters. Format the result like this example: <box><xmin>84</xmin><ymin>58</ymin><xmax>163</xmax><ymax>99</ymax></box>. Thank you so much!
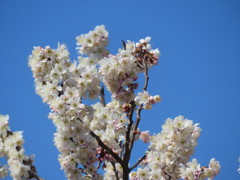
<box><xmin>97</xmin><ymin>161</ymin><xmax>102</xmax><ymax>169</ymax></box>
<box><xmin>119</xmin><ymin>141</ymin><xmax>124</xmax><ymax>159</ymax></box>
<box><xmin>129</xmin><ymin>154</ymin><xmax>147</xmax><ymax>171</ymax></box>
<box><xmin>111</xmin><ymin>161</ymin><xmax>120</xmax><ymax>180</ymax></box>
<box><xmin>121</xmin><ymin>40</ymin><xmax>126</xmax><ymax>50</ymax></box>
<box><xmin>143</xmin><ymin>56</ymin><xmax>149</xmax><ymax>91</ymax></box>
<box><xmin>99</xmin><ymin>86</ymin><xmax>106</xmax><ymax>106</ymax></box>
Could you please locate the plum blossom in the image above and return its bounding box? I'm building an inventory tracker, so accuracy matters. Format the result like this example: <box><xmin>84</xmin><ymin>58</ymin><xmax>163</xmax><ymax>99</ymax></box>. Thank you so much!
<box><xmin>27</xmin><ymin>25</ymin><xmax>220</xmax><ymax>180</ymax></box>
<box><xmin>131</xmin><ymin>116</ymin><xmax>219</xmax><ymax>180</ymax></box>
<box><xmin>140</xmin><ymin>131</ymin><xmax>151</xmax><ymax>143</ymax></box>
<box><xmin>76</xmin><ymin>25</ymin><xmax>109</xmax><ymax>58</ymax></box>
<box><xmin>0</xmin><ymin>164</ymin><xmax>8</xmax><ymax>178</ymax></box>
<box><xmin>0</xmin><ymin>115</ymin><xmax>40</xmax><ymax>180</ymax></box>
<box><xmin>179</xmin><ymin>158</ymin><xmax>220</xmax><ymax>180</ymax></box>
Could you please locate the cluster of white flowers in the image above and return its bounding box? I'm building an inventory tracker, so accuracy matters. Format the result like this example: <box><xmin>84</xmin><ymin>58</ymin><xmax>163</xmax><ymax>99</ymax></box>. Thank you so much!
<box><xmin>76</xmin><ymin>25</ymin><xmax>109</xmax><ymax>58</ymax></box>
<box><xmin>179</xmin><ymin>158</ymin><xmax>220</xmax><ymax>180</ymax></box>
<box><xmin>103</xmin><ymin>162</ymin><xmax>123</xmax><ymax>180</ymax></box>
<box><xmin>98</xmin><ymin>37</ymin><xmax>160</xmax><ymax>104</ymax></box>
<box><xmin>0</xmin><ymin>164</ymin><xmax>8</xmax><ymax>178</ymax></box>
<box><xmin>130</xmin><ymin>116</ymin><xmax>220</xmax><ymax>180</ymax></box>
<box><xmin>98</xmin><ymin>40</ymin><xmax>139</xmax><ymax>103</ymax></box>
<box><xmin>28</xmin><ymin>25</ymin><xmax>220</xmax><ymax>180</ymax></box>
<box><xmin>0</xmin><ymin>115</ymin><xmax>39</xmax><ymax>180</ymax></box>
<box><xmin>29</xmin><ymin>44</ymin><xmax>104</xmax><ymax>179</ymax></box>
<box><xmin>91</xmin><ymin>101</ymin><xmax>128</xmax><ymax>150</ymax></box>
<box><xmin>134</xmin><ymin>91</ymin><xmax>161</xmax><ymax>109</ymax></box>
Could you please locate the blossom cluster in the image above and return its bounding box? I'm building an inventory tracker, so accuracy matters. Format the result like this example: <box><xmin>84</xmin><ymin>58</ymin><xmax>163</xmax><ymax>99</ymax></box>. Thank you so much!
<box><xmin>179</xmin><ymin>158</ymin><xmax>220</xmax><ymax>180</ymax></box>
<box><xmin>104</xmin><ymin>162</ymin><xmax>123</xmax><ymax>180</ymax></box>
<box><xmin>0</xmin><ymin>164</ymin><xmax>8</xmax><ymax>179</ymax></box>
<box><xmin>130</xmin><ymin>116</ymin><xmax>220</xmax><ymax>180</ymax></box>
<box><xmin>134</xmin><ymin>91</ymin><xmax>161</xmax><ymax>109</ymax></box>
<box><xmin>98</xmin><ymin>37</ymin><xmax>160</xmax><ymax>104</ymax></box>
<box><xmin>0</xmin><ymin>115</ymin><xmax>39</xmax><ymax>180</ymax></box>
<box><xmin>91</xmin><ymin>101</ymin><xmax>128</xmax><ymax>150</ymax></box>
<box><xmin>76</xmin><ymin>25</ymin><xmax>109</xmax><ymax>58</ymax></box>
<box><xmin>27</xmin><ymin>25</ymin><xmax>220</xmax><ymax>180</ymax></box>
<box><xmin>29</xmin><ymin>44</ymin><xmax>103</xmax><ymax>179</ymax></box>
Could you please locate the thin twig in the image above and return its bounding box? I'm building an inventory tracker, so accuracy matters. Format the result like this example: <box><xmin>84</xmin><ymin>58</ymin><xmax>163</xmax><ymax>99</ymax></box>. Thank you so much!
<box><xmin>120</xmin><ymin>143</ymin><xmax>125</xmax><ymax>159</ymax></box>
<box><xmin>129</xmin><ymin>154</ymin><xmax>147</xmax><ymax>171</ymax></box>
<box><xmin>129</xmin><ymin>60</ymin><xmax>149</xmax><ymax>156</ymax></box>
<box><xmin>99</xmin><ymin>85</ymin><xmax>106</xmax><ymax>106</ymax></box>
<box><xmin>142</xmin><ymin>57</ymin><xmax>149</xmax><ymax>91</ymax></box>
<box><xmin>119</xmin><ymin>140</ymin><xmax>124</xmax><ymax>159</ymax></box>
<box><xmin>123</xmin><ymin>101</ymin><xmax>136</xmax><ymax>163</ymax></box>
<box><xmin>121</xmin><ymin>40</ymin><xmax>126</xmax><ymax>50</ymax></box>
<box><xmin>89</xmin><ymin>131</ymin><xmax>123</xmax><ymax>166</ymax></box>
<box><xmin>97</xmin><ymin>161</ymin><xmax>102</xmax><ymax>169</ymax></box>
<box><xmin>129</xmin><ymin>104</ymin><xmax>142</xmax><ymax>152</ymax></box>
<box><xmin>111</xmin><ymin>161</ymin><xmax>120</xmax><ymax>180</ymax></box>
<box><xmin>121</xmin><ymin>101</ymin><xmax>136</xmax><ymax>179</ymax></box>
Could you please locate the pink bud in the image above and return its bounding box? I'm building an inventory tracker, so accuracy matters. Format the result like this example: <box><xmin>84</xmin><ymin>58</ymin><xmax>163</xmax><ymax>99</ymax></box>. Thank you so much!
<box><xmin>140</xmin><ymin>131</ymin><xmax>150</xmax><ymax>143</ymax></box>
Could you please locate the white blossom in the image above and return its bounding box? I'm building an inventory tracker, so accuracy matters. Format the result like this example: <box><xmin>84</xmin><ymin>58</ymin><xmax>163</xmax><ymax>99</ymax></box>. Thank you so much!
<box><xmin>0</xmin><ymin>115</ymin><xmax>39</xmax><ymax>180</ymax></box>
<box><xmin>27</xmin><ymin>25</ymin><xmax>220</xmax><ymax>180</ymax></box>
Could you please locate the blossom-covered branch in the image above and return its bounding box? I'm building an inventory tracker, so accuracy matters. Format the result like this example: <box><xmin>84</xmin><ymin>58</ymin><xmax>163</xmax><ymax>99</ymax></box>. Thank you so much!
<box><xmin>0</xmin><ymin>115</ymin><xmax>42</xmax><ymax>180</ymax></box>
<box><xmin>27</xmin><ymin>25</ymin><xmax>220</xmax><ymax>180</ymax></box>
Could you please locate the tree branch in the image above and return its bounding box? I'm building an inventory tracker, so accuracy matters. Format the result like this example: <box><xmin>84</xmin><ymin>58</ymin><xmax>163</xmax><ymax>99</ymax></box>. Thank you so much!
<box><xmin>129</xmin><ymin>60</ymin><xmax>149</xmax><ymax>156</ymax></box>
<box><xmin>99</xmin><ymin>85</ymin><xmax>106</xmax><ymax>106</ymax></box>
<box><xmin>121</xmin><ymin>101</ymin><xmax>136</xmax><ymax>179</ymax></box>
<box><xmin>119</xmin><ymin>141</ymin><xmax>124</xmax><ymax>159</ymax></box>
<box><xmin>123</xmin><ymin>101</ymin><xmax>136</xmax><ymax>162</ymax></box>
<box><xmin>89</xmin><ymin>131</ymin><xmax>123</xmax><ymax>166</ymax></box>
<box><xmin>143</xmin><ymin>57</ymin><xmax>149</xmax><ymax>91</ymax></box>
<box><xmin>111</xmin><ymin>161</ymin><xmax>120</xmax><ymax>180</ymax></box>
<box><xmin>129</xmin><ymin>154</ymin><xmax>147</xmax><ymax>171</ymax></box>
<box><xmin>129</xmin><ymin>104</ymin><xmax>142</xmax><ymax>152</ymax></box>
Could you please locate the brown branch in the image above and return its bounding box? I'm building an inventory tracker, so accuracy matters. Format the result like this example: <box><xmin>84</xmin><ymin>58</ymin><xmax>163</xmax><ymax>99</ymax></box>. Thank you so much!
<box><xmin>129</xmin><ymin>154</ymin><xmax>147</xmax><ymax>171</ymax></box>
<box><xmin>97</xmin><ymin>161</ymin><xmax>102</xmax><ymax>169</ymax></box>
<box><xmin>120</xmin><ymin>58</ymin><xmax>150</xmax><ymax>180</ymax></box>
<box><xmin>89</xmin><ymin>131</ymin><xmax>123</xmax><ymax>166</ymax></box>
<box><xmin>143</xmin><ymin>57</ymin><xmax>149</xmax><ymax>91</ymax></box>
<box><xmin>123</xmin><ymin>101</ymin><xmax>136</xmax><ymax>162</ymax></box>
<box><xmin>129</xmin><ymin>61</ymin><xmax>149</xmax><ymax>156</ymax></box>
<box><xmin>99</xmin><ymin>86</ymin><xmax>106</xmax><ymax>106</ymax></box>
<box><xmin>121</xmin><ymin>40</ymin><xmax>126</xmax><ymax>50</ymax></box>
<box><xmin>119</xmin><ymin>141</ymin><xmax>124</xmax><ymax>159</ymax></box>
<box><xmin>111</xmin><ymin>161</ymin><xmax>120</xmax><ymax>180</ymax></box>
<box><xmin>129</xmin><ymin>104</ymin><xmax>142</xmax><ymax>153</ymax></box>
<box><xmin>120</xmin><ymin>101</ymin><xmax>136</xmax><ymax>179</ymax></box>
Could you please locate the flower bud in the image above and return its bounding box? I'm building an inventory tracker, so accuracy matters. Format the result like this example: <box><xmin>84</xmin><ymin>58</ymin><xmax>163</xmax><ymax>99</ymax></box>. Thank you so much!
<box><xmin>154</xmin><ymin>95</ymin><xmax>161</xmax><ymax>103</ymax></box>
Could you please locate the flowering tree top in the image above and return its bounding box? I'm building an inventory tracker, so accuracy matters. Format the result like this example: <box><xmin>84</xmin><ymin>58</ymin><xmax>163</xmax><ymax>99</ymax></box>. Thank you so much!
<box><xmin>0</xmin><ymin>25</ymin><xmax>220</xmax><ymax>180</ymax></box>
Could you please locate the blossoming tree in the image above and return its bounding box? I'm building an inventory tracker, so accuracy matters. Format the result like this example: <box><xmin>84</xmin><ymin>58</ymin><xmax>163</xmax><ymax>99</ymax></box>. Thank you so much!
<box><xmin>0</xmin><ymin>25</ymin><xmax>220</xmax><ymax>180</ymax></box>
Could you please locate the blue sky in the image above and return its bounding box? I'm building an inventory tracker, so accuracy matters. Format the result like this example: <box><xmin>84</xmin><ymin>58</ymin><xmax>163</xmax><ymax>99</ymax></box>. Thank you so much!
<box><xmin>0</xmin><ymin>0</ymin><xmax>240</xmax><ymax>179</ymax></box>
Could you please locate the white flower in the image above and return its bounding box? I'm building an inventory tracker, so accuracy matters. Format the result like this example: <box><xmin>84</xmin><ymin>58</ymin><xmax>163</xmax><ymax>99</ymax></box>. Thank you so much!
<box><xmin>27</xmin><ymin>25</ymin><xmax>219</xmax><ymax>180</ymax></box>
<box><xmin>0</xmin><ymin>165</ymin><xmax>8</xmax><ymax>178</ymax></box>
<box><xmin>140</xmin><ymin>37</ymin><xmax>151</xmax><ymax>44</ymax></box>
<box><xmin>76</xmin><ymin>25</ymin><xmax>109</xmax><ymax>58</ymax></box>
<box><xmin>0</xmin><ymin>115</ymin><xmax>9</xmax><ymax>137</ymax></box>
<box><xmin>137</xmin><ymin>167</ymin><xmax>149</xmax><ymax>179</ymax></box>
<box><xmin>140</xmin><ymin>131</ymin><xmax>151</xmax><ymax>143</ymax></box>
<box><xmin>135</xmin><ymin>91</ymin><xmax>150</xmax><ymax>105</ymax></box>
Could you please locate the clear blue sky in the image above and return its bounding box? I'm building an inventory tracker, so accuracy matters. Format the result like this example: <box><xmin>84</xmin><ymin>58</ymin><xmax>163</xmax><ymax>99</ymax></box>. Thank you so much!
<box><xmin>0</xmin><ymin>0</ymin><xmax>239</xmax><ymax>179</ymax></box>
